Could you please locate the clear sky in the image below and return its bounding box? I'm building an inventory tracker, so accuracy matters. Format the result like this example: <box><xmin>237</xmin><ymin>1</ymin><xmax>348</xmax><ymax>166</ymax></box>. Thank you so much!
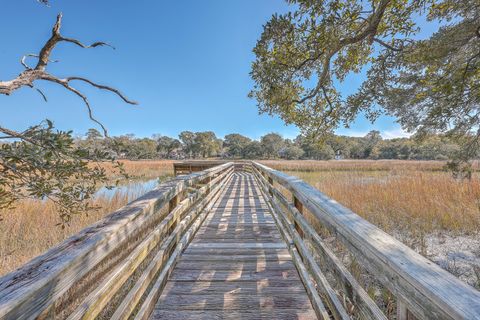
<box><xmin>1</xmin><ymin>0</ymin><xmax>413</xmax><ymax>140</ymax></box>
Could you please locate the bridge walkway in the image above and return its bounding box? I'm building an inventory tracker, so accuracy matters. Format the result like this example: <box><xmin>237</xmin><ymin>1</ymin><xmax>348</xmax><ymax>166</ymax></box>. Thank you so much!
<box><xmin>150</xmin><ymin>171</ymin><xmax>316</xmax><ymax>319</ymax></box>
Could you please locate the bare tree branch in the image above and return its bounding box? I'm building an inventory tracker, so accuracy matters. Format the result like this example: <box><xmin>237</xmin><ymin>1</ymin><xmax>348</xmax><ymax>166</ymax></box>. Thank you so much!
<box><xmin>60</xmin><ymin>37</ymin><xmax>115</xmax><ymax>50</ymax></box>
<box><xmin>0</xmin><ymin>13</ymin><xmax>137</xmax><ymax>135</ymax></box>
<box><xmin>21</xmin><ymin>54</ymin><xmax>58</xmax><ymax>70</ymax></box>
<box><xmin>66</xmin><ymin>77</ymin><xmax>137</xmax><ymax>104</ymax></box>
<box><xmin>34</xmin><ymin>86</ymin><xmax>48</xmax><ymax>102</ymax></box>
<box><xmin>0</xmin><ymin>126</ymin><xmax>37</xmax><ymax>144</ymax></box>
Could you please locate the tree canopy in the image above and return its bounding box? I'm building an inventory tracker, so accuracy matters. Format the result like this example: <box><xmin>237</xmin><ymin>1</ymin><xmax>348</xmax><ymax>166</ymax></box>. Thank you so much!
<box><xmin>250</xmin><ymin>0</ymin><xmax>480</xmax><ymax>173</ymax></box>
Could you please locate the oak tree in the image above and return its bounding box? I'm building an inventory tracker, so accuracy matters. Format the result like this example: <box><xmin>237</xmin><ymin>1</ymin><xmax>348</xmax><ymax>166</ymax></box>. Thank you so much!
<box><xmin>250</xmin><ymin>0</ymin><xmax>480</xmax><ymax>175</ymax></box>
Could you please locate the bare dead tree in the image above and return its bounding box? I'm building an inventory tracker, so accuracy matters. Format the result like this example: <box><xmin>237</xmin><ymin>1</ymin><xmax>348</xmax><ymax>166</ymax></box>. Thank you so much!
<box><xmin>0</xmin><ymin>13</ymin><xmax>137</xmax><ymax>135</ymax></box>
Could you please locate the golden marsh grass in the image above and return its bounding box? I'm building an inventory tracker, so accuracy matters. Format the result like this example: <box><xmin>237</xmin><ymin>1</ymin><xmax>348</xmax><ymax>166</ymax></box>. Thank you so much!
<box><xmin>261</xmin><ymin>160</ymin><xmax>480</xmax><ymax>235</ymax></box>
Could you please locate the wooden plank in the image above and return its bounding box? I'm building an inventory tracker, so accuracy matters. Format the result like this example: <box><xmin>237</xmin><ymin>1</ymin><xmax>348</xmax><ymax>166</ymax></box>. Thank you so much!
<box><xmin>253</xmin><ymin>161</ymin><xmax>480</xmax><ymax>319</ymax></box>
<box><xmin>174</xmin><ymin>260</ymin><xmax>296</xmax><ymax>272</ymax></box>
<box><xmin>187</xmin><ymin>243</ymin><xmax>286</xmax><ymax>249</ymax></box>
<box><xmin>197</xmin><ymin>224</ymin><xmax>278</xmax><ymax>231</ymax></box>
<box><xmin>207</xmin><ymin>211</ymin><xmax>272</xmax><ymax>217</ymax></box>
<box><xmin>195</xmin><ymin>229</ymin><xmax>281</xmax><ymax>237</ymax></box>
<box><xmin>191</xmin><ymin>238</ymin><xmax>282</xmax><ymax>243</ymax></box>
<box><xmin>154</xmin><ymin>293</ymin><xmax>313</xmax><ymax>310</ymax></box>
<box><xmin>183</xmin><ymin>248</ymin><xmax>290</xmax><ymax>255</ymax></box>
<box><xmin>195</xmin><ymin>232</ymin><xmax>281</xmax><ymax>240</ymax></box>
<box><xmin>151</xmin><ymin>309</ymin><xmax>317</xmax><ymax>320</ymax></box>
<box><xmin>169</xmin><ymin>269</ymin><xmax>301</xmax><ymax>282</ymax></box>
<box><xmin>161</xmin><ymin>280</ymin><xmax>307</xmax><ymax>295</ymax></box>
<box><xmin>180</xmin><ymin>254</ymin><xmax>292</xmax><ymax>262</ymax></box>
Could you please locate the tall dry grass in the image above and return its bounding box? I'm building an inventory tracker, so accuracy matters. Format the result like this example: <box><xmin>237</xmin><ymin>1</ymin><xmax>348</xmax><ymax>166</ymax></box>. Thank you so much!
<box><xmin>0</xmin><ymin>160</ymin><xmax>175</xmax><ymax>276</ymax></box>
<box><xmin>261</xmin><ymin>160</ymin><xmax>480</xmax><ymax>235</ymax></box>
<box><xmin>100</xmin><ymin>159</ymin><xmax>175</xmax><ymax>180</ymax></box>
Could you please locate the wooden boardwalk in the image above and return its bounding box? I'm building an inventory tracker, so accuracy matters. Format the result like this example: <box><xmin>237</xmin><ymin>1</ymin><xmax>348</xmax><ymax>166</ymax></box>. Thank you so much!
<box><xmin>2</xmin><ymin>162</ymin><xmax>480</xmax><ymax>320</ymax></box>
<box><xmin>151</xmin><ymin>172</ymin><xmax>316</xmax><ymax>319</ymax></box>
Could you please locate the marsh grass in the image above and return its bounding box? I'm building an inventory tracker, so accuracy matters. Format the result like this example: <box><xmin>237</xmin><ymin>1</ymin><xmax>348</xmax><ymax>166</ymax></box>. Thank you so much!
<box><xmin>261</xmin><ymin>160</ymin><xmax>480</xmax><ymax>311</ymax></box>
<box><xmin>261</xmin><ymin>160</ymin><xmax>480</xmax><ymax>236</ymax></box>
<box><xmin>100</xmin><ymin>159</ymin><xmax>175</xmax><ymax>180</ymax></box>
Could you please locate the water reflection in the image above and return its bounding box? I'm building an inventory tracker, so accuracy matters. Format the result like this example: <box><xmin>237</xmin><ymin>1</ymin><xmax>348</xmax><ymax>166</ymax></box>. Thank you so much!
<box><xmin>94</xmin><ymin>175</ymin><xmax>171</xmax><ymax>202</ymax></box>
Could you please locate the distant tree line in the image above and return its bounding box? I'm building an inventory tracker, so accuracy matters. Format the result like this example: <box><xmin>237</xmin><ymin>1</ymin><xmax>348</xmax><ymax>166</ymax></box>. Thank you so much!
<box><xmin>74</xmin><ymin>129</ymin><xmax>466</xmax><ymax>161</ymax></box>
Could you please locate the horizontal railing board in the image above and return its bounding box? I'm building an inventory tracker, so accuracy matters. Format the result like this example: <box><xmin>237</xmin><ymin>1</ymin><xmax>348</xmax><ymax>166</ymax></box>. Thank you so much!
<box><xmin>253</xmin><ymin>161</ymin><xmax>480</xmax><ymax>320</ymax></box>
<box><xmin>0</xmin><ymin>162</ymin><xmax>233</xmax><ymax>320</ymax></box>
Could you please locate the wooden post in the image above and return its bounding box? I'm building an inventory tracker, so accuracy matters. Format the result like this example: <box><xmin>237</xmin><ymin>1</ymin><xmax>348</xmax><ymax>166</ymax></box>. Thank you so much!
<box><xmin>293</xmin><ymin>196</ymin><xmax>304</xmax><ymax>238</ymax></box>
<box><xmin>206</xmin><ymin>176</ymin><xmax>212</xmax><ymax>194</ymax></box>
<box><xmin>168</xmin><ymin>194</ymin><xmax>179</xmax><ymax>234</ymax></box>
<box><xmin>268</xmin><ymin>177</ymin><xmax>274</xmax><ymax>196</ymax></box>
<box><xmin>397</xmin><ymin>300</ymin><xmax>416</xmax><ymax>320</ymax></box>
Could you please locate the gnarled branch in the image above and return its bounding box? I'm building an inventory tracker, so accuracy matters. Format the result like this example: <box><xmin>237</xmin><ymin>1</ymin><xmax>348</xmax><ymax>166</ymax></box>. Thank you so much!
<box><xmin>0</xmin><ymin>13</ymin><xmax>137</xmax><ymax>135</ymax></box>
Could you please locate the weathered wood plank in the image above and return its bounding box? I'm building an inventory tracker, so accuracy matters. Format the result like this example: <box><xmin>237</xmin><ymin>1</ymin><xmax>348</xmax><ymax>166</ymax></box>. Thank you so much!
<box><xmin>169</xmin><ymin>269</ymin><xmax>301</xmax><ymax>282</ymax></box>
<box><xmin>154</xmin><ymin>293</ymin><xmax>313</xmax><ymax>310</ymax></box>
<box><xmin>180</xmin><ymin>254</ymin><xmax>293</xmax><ymax>262</ymax></box>
<box><xmin>161</xmin><ymin>280</ymin><xmax>308</xmax><ymax>295</ymax></box>
<box><xmin>182</xmin><ymin>248</ymin><xmax>290</xmax><ymax>256</ymax></box>
<box><xmin>151</xmin><ymin>309</ymin><xmax>317</xmax><ymax>320</ymax></box>
<box><xmin>191</xmin><ymin>237</ymin><xmax>282</xmax><ymax>243</ymax></box>
<box><xmin>174</xmin><ymin>260</ymin><xmax>296</xmax><ymax>272</ymax></box>
<box><xmin>187</xmin><ymin>243</ymin><xmax>286</xmax><ymax>249</ymax></box>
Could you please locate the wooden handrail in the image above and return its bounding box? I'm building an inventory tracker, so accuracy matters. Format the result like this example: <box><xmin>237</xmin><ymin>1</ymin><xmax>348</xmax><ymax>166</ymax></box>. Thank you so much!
<box><xmin>0</xmin><ymin>162</ymin><xmax>234</xmax><ymax>320</ymax></box>
<box><xmin>252</xmin><ymin>161</ymin><xmax>480</xmax><ymax>320</ymax></box>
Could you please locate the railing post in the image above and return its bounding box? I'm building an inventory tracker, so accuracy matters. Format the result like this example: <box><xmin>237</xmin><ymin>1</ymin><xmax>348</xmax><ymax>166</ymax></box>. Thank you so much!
<box><xmin>169</xmin><ymin>194</ymin><xmax>179</xmax><ymax>212</ymax></box>
<box><xmin>206</xmin><ymin>175</ymin><xmax>212</xmax><ymax>194</ymax></box>
<box><xmin>168</xmin><ymin>193</ymin><xmax>180</xmax><ymax>234</ymax></box>
<box><xmin>267</xmin><ymin>177</ymin><xmax>273</xmax><ymax>196</ymax></box>
<box><xmin>293</xmin><ymin>196</ymin><xmax>304</xmax><ymax>238</ymax></box>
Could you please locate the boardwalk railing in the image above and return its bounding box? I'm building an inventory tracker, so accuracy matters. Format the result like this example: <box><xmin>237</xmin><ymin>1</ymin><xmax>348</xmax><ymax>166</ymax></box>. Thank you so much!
<box><xmin>0</xmin><ymin>162</ymin><xmax>234</xmax><ymax>320</ymax></box>
<box><xmin>0</xmin><ymin>161</ymin><xmax>479</xmax><ymax>320</ymax></box>
<box><xmin>251</xmin><ymin>161</ymin><xmax>480</xmax><ymax>320</ymax></box>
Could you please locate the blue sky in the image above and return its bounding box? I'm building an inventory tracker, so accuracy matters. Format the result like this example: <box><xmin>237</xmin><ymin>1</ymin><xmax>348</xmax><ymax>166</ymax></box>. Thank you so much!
<box><xmin>1</xmin><ymin>0</ymin><xmax>415</xmax><ymax>140</ymax></box>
